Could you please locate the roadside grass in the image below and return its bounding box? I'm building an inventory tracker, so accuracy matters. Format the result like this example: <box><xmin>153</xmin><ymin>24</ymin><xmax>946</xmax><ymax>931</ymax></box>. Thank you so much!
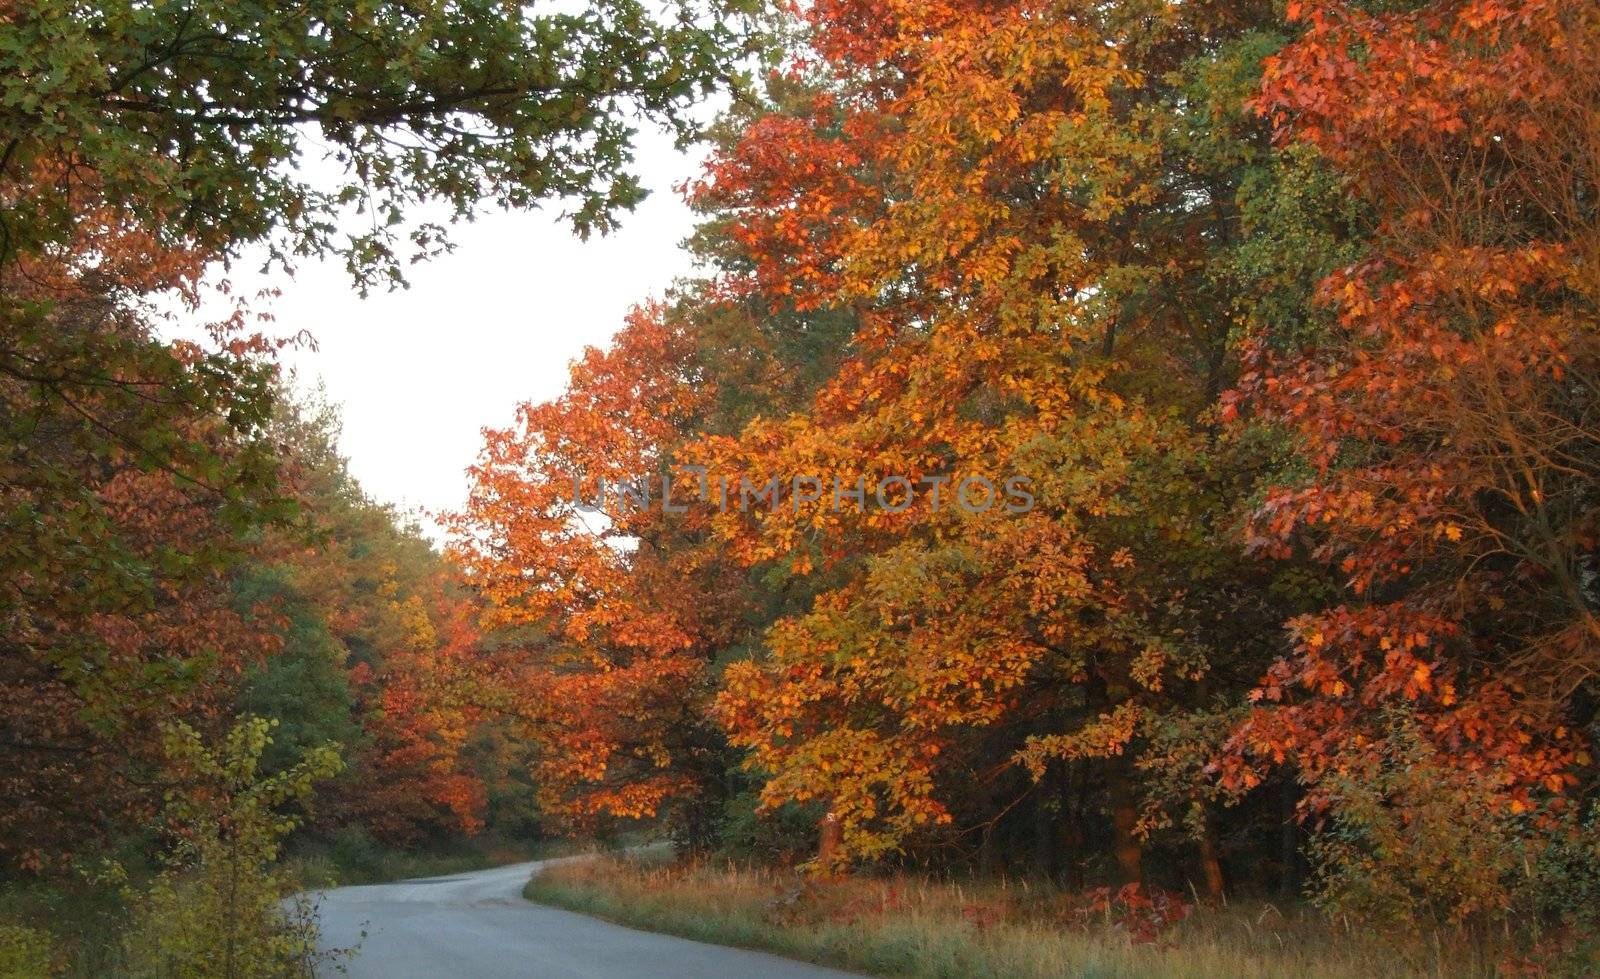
<box><xmin>524</xmin><ymin>853</ymin><xmax>1505</xmax><ymax>979</ymax></box>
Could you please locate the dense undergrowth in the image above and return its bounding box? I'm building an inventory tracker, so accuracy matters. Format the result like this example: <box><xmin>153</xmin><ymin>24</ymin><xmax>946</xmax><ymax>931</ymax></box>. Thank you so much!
<box><xmin>527</xmin><ymin>852</ymin><xmax>1600</xmax><ymax>979</ymax></box>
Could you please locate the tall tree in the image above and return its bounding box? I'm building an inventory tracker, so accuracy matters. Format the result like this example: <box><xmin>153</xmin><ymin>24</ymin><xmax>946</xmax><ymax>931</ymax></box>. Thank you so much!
<box><xmin>0</xmin><ymin>0</ymin><xmax>759</xmax><ymax>869</ymax></box>
<box><xmin>696</xmin><ymin>0</ymin><xmax>1294</xmax><ymax>880</ymax></box>
<box><xmin>452</xmin><ymin>303</ymin><xmax>741</xmax><ymax>841</ymax></box>
<box><xmin>260</xmin><ymin>393</ymin><xmax>494</xmax><ymax>843</ymax></box>
<box><xmin>1221</xmin><ymin>0</ymin><xmax>1599</xmax><ymax>866</ymax></box>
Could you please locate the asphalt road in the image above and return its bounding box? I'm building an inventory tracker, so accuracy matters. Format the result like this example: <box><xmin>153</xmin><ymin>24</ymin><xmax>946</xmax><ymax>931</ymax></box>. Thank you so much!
<box><xmin>309</xmin><ymin>856</ymin><xmax>859</xmax><ymax>978</ymax></box>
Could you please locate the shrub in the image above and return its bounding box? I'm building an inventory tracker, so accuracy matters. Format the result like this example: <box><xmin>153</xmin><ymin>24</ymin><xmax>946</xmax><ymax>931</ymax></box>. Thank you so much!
<box><xmin>120</xmin><ymin>717</ymin><xmax>345</xmax><ymax>979</ymax></box>
<box><xmin>322</xmin><ymin>826</ymin><xmax>386</xmax><ymax>883</ymax></box>
<box><xmin>0</xmin><ymin>923</ymin><xmax>56</xmax><ymax>978</ymax></box>
<box><xmin>1064</xmin><ymin>884</ymin><xmax>1193</xmax><ymax>945</ymax></box>
<box><xmin>718</xmin><ymin>789</ymin><xmax>824</xmax><ymax>865</ymax></box>
<box><xmin>1308</xmin><ymin>720</ymin><xmax>1600</xmax><ymax>956</ymax></box>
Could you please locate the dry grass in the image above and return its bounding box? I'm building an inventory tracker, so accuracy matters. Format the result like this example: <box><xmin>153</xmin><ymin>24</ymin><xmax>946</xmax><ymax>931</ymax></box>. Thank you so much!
<box><xmin>525</xmin><ymin>853</ymin><xmax>1505</xmax><ymax>979</ymax></box>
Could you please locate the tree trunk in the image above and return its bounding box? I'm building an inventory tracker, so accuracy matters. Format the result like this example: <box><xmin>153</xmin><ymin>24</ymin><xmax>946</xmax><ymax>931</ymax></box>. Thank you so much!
<box><xmin>1198</xmin><ymin>811</ymin><xmax>1226</xmax><ymax>905</ymax></box>
<box><xmin>1279</xmin><ymin>774</ymin><xmax>1300</xmax><ymax>899</ymax></box>
<box><xmin>1061</xmin><ymin>760</ymin><xmax>1086</xmax><ymax>889</ymax></box>
<box><xmin>978</xmin><ymin>820</ymin><xmax>997</xmax><ymax>876</ymax></box>
<box><xmin>1032</xmin><ymin>762</ymin><xmax>1057</xmax><ymax>880</ymax></box>
<box><xmin>817</xmin><ymin>810</ymin><xmax>842</xmax><ymax>873</ymax></box>
<box><xmin>1108</xmin><ymin>756</ymin><xmax>1143</xmax><ymax>884</ymax></box>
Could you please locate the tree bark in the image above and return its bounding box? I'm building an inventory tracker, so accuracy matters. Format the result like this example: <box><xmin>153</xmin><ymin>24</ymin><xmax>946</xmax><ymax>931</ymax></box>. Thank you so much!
<box><xmin>817</xmin><ymin>810</ymin><xmax>842</xmax><ymax>873</ymax></box>
<box><xmin>1061</xmin><ymin>759</ymin><xmax>1086</xmax><ymax>888</ymax></box>
<box><xmin>1279</xmin><ymin>774</ymin><xmax>1300</xmax><ymax>898</ymax></box>
<box><xmin>1108</xmin><ymin>756</ymin><xmax>1143</xmax><ymax>884</ymax></box>
<box><xmin>1031</xmin><ymin>762</ymin><xmax>1057</xmax><ymax>879</ymax></box>
<box><xmin>1198</xmin><ymin>811</ymin><xmax>1226</xmax><ymax>905</ymax></box>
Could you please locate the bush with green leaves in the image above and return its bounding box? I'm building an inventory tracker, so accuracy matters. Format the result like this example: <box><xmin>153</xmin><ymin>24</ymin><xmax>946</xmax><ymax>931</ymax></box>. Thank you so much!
<box><xmin>121</xmin><ymin>717</ymin><xmax>344</xmax><ymax>979</ymax></box>
<box><xmin>0</xmin><ymin>923</ymin><xmax>56</xmax><ymax>978</ymax></box>
<box><xmin>717</xmin><ymin>789</ymin><xmax>824</xmax><ymax>866</ymax></box>
<box><xmin>1309</xmin><ymin>719</ymin><xmax>1600</xmax><ymax>955</ymax></box>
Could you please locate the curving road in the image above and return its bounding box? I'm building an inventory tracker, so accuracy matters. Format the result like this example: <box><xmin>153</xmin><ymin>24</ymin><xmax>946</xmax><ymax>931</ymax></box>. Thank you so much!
<box><xmin>309</xmin><ymin>856</ymin><xmax>858</xmax><ymax>978</ymax></box>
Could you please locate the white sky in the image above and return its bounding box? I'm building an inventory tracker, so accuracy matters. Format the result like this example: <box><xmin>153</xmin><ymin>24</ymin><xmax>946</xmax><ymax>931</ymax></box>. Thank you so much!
<box><xmin>189</xmin><ymin>126</ymin><xmax>706</xmax><ymax>539</ymax></box>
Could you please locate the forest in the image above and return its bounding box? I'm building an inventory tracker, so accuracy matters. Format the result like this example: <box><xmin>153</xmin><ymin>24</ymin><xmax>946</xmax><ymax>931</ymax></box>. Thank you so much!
<box><xmin>2</xmin><ymin>0</ymin><xmax>1597</xmax><ymax>976</ymax></box>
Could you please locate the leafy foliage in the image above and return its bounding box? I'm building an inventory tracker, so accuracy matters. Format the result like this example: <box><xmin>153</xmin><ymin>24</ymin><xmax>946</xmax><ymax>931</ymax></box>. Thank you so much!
<box><xmin>1219</xmin><ymin>0</ymin><xmax>1600</xmax><ymax>924</ymax></box>
<box><xmin>0</xmin><ymin>924</ymin><xmax>55</xmax><ymax>978</ymax></box>
<box><xmin>454</xmin><ymin>0</ymin><xmax>1599</xmax><ymax>954</ymax></box>
<box><xmin>4</xmin><ymin>0</ymin><xmax>1598</xmax><ymax>963</ymax></box>
<box><xmin>0</xmin><ymin>0</ymin><xmax>762</xmax><ymax>285</ymax></box>
<box><xmin>120</xmin><ymin>717</ymin><xmax>343</xmax><ymax>979</ymax></box>
<box><xmin>0</xmin><ymin>0</ymin><xmax>760</xmax><ymax>877</ymax></box>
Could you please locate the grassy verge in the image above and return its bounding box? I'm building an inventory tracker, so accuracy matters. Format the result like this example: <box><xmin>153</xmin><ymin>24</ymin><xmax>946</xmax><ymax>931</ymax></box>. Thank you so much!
<box><xmin>525</xmin><ymin>853</ymin><xmax>1503</xmax><ymax>979</ymax></box>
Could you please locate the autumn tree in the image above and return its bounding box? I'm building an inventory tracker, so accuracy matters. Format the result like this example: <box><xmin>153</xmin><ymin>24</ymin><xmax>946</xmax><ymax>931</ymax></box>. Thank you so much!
<box><xmin>691</xmin><ymin>0</ymin><xmax>1308</xmax><ymax>887</ymax></box>
<box><xmin>0</xmin><ymin>233</ymin><xmax>283</xmax><ymax>870</ymax></box>
<box><xmin>0</xmin><ymin>0</ymin><xmax>760</xmax><ymax>871</ymax></box>
<box><xmin>1220</xmin><ymin>0</ymin><xmax>1600</xmax><ymax>923</ymax></box>
<box><xmin>430</xmin><ymin>0</ymin><xmax>1600</xmax><ymax>945</ymax></box>
<box><xmin>253</xmin><ymin>392</ymin><xmax>495</xmax><ymax>844</ymax></box>
<box><xmin>451</xmin><ymin>302</ymin><xmax>748</xmax><ymax>845</ymax></box>
<box><xmin>453</xmin><ymin>0</ymin><xmax>1356</xmax><ymax>892</ymax></box>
